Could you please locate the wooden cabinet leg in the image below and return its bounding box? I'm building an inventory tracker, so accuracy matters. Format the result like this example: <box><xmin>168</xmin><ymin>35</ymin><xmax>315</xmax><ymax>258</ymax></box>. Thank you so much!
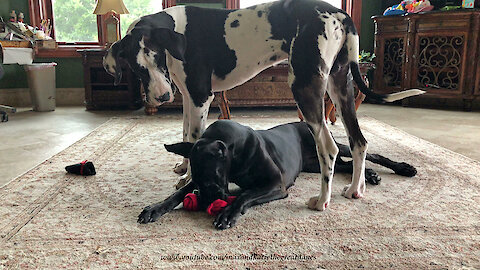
<box><xmin>324</xmin><ymin>97</ymin><xmax>336</xmax><ymax>124</ymax></box>
<box><xmin>328</xmin><ymin>107</ymin><xmax>336</xmax><ymax>124</ymax></box>
<box><xmin>217</xmin><ymin>91</ymin><xmax>231</xmax><ymax>120</ymax></box>
<box><xmin>355</xmin><ymin>92</ymin><xmax>366</xmax><ymax>110</ymax></box>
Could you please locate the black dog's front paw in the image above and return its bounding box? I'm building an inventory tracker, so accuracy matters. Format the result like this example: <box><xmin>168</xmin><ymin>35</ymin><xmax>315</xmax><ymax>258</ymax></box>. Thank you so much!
<box><xmin>138</xmin><ymin>204</ymin><xmax>167</xmax><ymax>224</ymax></box>
<box><xmin>365</xmin><ymin>168</ymin><xmax>381</xmax><ymax>185</ymax></box>
<box><xmin>213</xmin><ymin>205</ymin><xmax>241</xmax><ymax>230</ymax></box>
<box><xmin>394</xmin><ymin>162</ymin><xmax>417</xmax><ymax>177</ymax></box>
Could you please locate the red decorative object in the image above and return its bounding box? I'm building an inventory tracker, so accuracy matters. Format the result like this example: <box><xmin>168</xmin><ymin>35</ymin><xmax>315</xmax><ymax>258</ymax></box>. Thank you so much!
<box><xmin>183</xmin><ymin>193</ymin><xmax>199</xmax><ymax>211</ymax></box>
<box><xmin>183</xmin><ymin>193</ymin><xmax>237</xmax><ymax>216</ymax></box>
<box><xmin>207</xmin><ymin>199</ymin><xmax>228</xmax><ymax>216</ymax></box>
<box><xmin>207</xmin><ymin>196</ymin><xmax>236</xmax><ymax>216</ymax></box>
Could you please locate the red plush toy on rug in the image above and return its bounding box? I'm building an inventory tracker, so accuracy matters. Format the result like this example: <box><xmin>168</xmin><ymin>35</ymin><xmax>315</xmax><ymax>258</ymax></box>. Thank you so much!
<box><xmin>183</xmin><ymin>191</ymin><xmax>236</xmax><ymax>216</ymax></box>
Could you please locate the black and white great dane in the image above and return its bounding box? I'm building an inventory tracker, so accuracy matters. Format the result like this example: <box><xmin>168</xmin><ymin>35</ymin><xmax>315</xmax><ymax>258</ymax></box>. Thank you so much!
<box><xmin>138</xmin><ymin>120</ymin><xmax>417</xmax><ymax>229</ymax></box>
<box><xmin>103</xmin><ymin>0</ymin><xmax>424</xmax><ymax>214</ymax></box>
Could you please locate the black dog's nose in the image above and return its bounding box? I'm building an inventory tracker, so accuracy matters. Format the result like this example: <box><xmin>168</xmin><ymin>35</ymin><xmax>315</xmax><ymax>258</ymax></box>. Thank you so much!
<box><xmin>156</xmin><ymin>92</ymin><xmax>170</xmax><ymax>103</ymax></box>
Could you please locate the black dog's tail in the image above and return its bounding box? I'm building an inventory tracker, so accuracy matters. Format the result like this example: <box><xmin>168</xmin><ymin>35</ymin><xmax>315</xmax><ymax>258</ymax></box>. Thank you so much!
<box><xmin>365</xmin><ymin>153</ymin><xmax>417</xmax><ymax>177</ymax></box>
<box><xmin>338</xmin><ymin>144</ymin><xmax>417</xmax><ymax>177</ymax></box>
<box><xmin>350</xmin><ymin>62</ymin><xmax>425</xmax><ymax>103</ymax></box>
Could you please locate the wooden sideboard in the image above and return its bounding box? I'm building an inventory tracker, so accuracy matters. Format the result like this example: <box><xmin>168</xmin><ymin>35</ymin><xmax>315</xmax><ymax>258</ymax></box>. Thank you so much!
<box><xmin>373</xmin><ymin>10</ymin><xmax>480</xmax><ymax>110</ymax></box>
<box><xmin>79</xmin><ymin>49</ymin><xmax>143</xmax><ymax>110</ymax></box>
<box><xmin>162</xmin><ymin>63</ymin><xmax>296</xmax><ymax>109</ymax></box>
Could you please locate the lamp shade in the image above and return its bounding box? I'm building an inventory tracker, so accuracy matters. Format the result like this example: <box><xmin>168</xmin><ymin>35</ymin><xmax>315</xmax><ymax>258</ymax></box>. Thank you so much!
<box><xmin>93</xmin><ymin>0</ymin><xmax>130</xmax><ymax>15</ymax></box>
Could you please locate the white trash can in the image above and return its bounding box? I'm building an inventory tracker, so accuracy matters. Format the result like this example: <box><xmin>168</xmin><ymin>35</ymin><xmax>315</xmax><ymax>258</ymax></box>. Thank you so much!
<box><xmin>24</xmin><ymin>63</ymin><xmax>57</xmax><ymax>112</ymax></box>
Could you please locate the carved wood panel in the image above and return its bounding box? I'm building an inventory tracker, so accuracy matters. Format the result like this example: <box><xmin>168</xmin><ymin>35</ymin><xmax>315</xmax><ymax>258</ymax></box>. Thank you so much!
<box><xmin>382</xmin><ymin>37</ymin><xmax>405</xmax><ymax>88</ymax></box>
<box><xmin>415</xmin><ymin>35</ymin><xmax>466</xmax><ymax>92</ymax></box>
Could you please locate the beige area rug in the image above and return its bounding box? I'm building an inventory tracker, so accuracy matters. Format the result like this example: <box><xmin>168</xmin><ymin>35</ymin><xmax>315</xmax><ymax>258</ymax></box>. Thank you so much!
<box><xmin>1</xmin><ymin>114</ymin><xmax>479</xmax><ymax>269</ymax></box>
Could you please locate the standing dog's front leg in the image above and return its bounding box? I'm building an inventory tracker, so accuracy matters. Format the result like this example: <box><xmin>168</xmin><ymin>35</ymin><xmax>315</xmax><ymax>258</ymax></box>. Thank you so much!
<box><xmin>174</xmin><ymin>94</ymin><xmax>214</xmax><ymax>189</ymax></box>
<box><xmin>174</xmin><ymin>94</ymin><xmax>191</xmax><ymax>176</ymax></box>
<box><xmin>138</xmin><ymin>182</ymin><xmax>195</xmax><ymax>224</ymax></box>
<box><xmin>327</xmin><ymin>63</ymin><xmax>368</xmax><ymax>199</ymax></box>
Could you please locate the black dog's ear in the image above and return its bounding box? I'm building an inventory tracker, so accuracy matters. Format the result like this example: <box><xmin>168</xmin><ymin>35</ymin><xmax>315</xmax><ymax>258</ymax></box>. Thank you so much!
<box><xmin>165</xmin><ymin>142</ymin><xmax>194</xmax><ymax>158</ymax></box>
<box><xmin>214</xmin><ymin>140</ymin><xmax>227</xmax><ymax>159</ymax></box>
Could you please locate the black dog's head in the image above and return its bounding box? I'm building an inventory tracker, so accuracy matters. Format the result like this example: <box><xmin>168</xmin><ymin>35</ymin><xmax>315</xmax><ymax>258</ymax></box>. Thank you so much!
<box><xmin>103</xmin><ymin>12</ymin><xmax>186</xmax><ymax>107</ymax></box>
<box><xmin>165</xmin><ymin>140</ymin><xmax>231</xmax><ymax>209</ymax></box>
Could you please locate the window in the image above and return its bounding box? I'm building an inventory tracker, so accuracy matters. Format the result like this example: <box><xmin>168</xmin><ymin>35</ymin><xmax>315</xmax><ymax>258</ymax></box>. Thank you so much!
<box><xmin>29</xmin><ymin>0</ymin><xmax>166</xmax><ymax>57</ymax></box>
<box><xmin>51</xmin><ymin>0</ymin><xmax>99</xmax><ymax>43</ymax></box>
<box><xmin>120</xmin><ymin>0</ymin><xmax>163</xmax><ymax>38</ymax></box>
<box><xmin>29</xmin><ymin>0</ymin><xmax>104</xmax><ymax>57</ymax></box>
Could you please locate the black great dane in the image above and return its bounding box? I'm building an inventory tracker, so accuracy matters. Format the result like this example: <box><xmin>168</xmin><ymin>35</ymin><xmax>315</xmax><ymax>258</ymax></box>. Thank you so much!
<box><xmin>103</xmin><ymin>0</ymin><xmax>424</xmax><ymax>215</ymax></box>
<box><xmin>138</xmin><ymin>120</ymin><xmax>417</xmax><ymax>229</ymax></box>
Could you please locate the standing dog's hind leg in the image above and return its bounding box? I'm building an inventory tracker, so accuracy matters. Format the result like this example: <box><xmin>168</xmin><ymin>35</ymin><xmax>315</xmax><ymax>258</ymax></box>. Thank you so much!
<box><xmin>292</xmin><ymin>75</ymin><xmax>339</xmax><ymax>211</ymax></box>
<box><xmin>288</xmin><ymin>23</ymin><xmax>340</xmax><ymax>210</ymax></box>
<box><xmin>327</xmin><ymin>66</ymin><xmax>367</xmax><ymax>199</ymax></box>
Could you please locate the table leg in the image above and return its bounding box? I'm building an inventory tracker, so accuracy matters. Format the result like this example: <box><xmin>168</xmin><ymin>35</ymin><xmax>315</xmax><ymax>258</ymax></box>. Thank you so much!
<box><xmin>216</xmin><ymin>91</ymin><xmax>231</xmax><ymax>120</ymax></box>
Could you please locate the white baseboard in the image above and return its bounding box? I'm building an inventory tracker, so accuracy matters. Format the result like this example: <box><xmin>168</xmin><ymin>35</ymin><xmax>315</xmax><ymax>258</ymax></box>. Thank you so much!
<box><xmin>0</xmin><ymin>88</ymin><xmax>85</xmax><ymax>107</ymax></box>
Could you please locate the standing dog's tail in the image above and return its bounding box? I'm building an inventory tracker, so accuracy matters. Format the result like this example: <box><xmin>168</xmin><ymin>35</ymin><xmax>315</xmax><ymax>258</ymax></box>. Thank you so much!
<box><xmin>350</xmin><ymin>62</ymin><xmax>425</xmax><ymax>103</ymax></box>
<box><xmin>344</xmin><ymin>27</ymin><xmax>425</xmax><ymax>103</ymax></box>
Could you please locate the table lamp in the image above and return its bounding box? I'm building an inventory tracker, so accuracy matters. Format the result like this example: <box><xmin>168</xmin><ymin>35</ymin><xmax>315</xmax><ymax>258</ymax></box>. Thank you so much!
<box><xmin>93</xmin><ymin>0</ymin><xmax>129</xmax><ymax>46</ymax></box>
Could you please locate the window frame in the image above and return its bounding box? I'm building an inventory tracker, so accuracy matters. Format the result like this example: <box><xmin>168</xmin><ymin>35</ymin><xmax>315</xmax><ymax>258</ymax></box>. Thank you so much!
<box><xmin>29</xmin><ymin>0</ymin><xmax>112</xmax><ymax>58</ymax></box>
<box><xmin>343</xmin><ymin>0</ymin><xmax>362</xmax><ymax>35</ymax></box>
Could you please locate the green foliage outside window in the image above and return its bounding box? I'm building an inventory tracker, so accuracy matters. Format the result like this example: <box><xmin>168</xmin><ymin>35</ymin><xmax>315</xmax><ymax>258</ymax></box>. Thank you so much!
<box><xmin>52</xmin><ymin>0</ymin><xmax>98</xmax><ymax>42</ymax></box>
<box><xmin>51</xmin><ymin>0</ymin><xmax>162</xmax><ymax>43</ymax></box>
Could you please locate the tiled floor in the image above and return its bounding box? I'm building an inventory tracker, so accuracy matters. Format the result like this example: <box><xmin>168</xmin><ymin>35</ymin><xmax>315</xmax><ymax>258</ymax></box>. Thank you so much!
<box><xmin>1</xmin><ymin>104</ymin><xmax>479</xmax><ymax>187</ymax></box>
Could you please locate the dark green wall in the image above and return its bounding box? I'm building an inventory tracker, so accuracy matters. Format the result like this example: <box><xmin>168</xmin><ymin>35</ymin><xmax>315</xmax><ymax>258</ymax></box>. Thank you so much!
<box><xmin>0</xmin><ymin>58</ymin><xmax>84</xmax><ymax>89</ymax></box>
<box><xmin>359</xmin><ymin>0</ymin><xmax>383</xmax><ymax>53</ymax></box>
<box><xmin>0</xmin><ymin>2</ymin><xmax>10</xmax><ymax>19</ymax></box>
